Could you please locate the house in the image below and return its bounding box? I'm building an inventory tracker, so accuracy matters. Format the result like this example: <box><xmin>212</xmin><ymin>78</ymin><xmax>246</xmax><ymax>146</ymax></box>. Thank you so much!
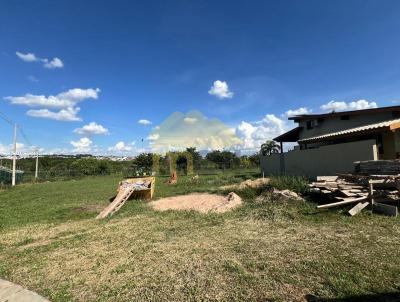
<box><xmin>0</xmin><ymin>166</ymin><xmax>24</xmax><ymax>184</ymax></box>
<box><xmin>261</xmin><ymin>105</ymin><xmax>400</xmax><ymax>178</ymax></box>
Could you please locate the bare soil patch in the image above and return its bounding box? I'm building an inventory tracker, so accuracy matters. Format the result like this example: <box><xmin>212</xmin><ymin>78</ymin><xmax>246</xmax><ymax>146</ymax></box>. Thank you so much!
<box><xmin>150</xmin><ymin>192</ymin><xmax>242</xmax><ymax>213</ymax></box>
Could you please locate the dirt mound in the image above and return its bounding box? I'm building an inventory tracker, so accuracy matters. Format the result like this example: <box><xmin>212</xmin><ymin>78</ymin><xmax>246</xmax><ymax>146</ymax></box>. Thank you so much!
<box><xmin>149</xmin><ymin>192</ymin><xmax>242</xmax><ymax>213</ymax></box>
<box><xmin>220</xmin><ymin>178</ymin><xmax>269</xmax><ymax>191</ymax></box>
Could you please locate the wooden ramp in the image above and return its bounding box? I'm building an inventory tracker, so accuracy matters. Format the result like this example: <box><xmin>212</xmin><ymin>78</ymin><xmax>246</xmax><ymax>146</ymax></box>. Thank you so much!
<box><xmin>96</xmin><ymin>186</ymin><xmax>136</xmax><ymax>219</ymax></box>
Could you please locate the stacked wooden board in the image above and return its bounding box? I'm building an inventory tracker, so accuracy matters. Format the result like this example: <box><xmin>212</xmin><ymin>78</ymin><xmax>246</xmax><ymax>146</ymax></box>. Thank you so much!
<box><xmin>354</xmin><ymin>159</ymin><xmax>400</xmax><ymax>175</ymax></box>
<box><xmin>309</xmin><ymin>174</ymin><xmax>399</xmax><ymax>216</ymax></box>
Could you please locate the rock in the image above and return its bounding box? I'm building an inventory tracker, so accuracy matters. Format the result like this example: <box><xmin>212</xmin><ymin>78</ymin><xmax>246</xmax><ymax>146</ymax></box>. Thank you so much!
<box><xmin>272</xmin><ymin>188</ymin><xmax>304</xmax><ymax>201</ymax></box>
<box><xmin>227</xmin><ymin>192</ymin><xmax>241</xmax><ymax>202</ymax></box>
<box><xmin>220</xmin><ymin>178</ymin><xmax>270</xmax><ymax>190</ymax></box>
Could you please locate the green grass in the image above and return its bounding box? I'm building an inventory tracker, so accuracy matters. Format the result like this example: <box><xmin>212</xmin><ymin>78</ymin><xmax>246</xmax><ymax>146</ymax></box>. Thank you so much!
<box><xmin>0</xmin><ymin>174</ymin><xmax>399</xmax><ymax>301</ymax></box>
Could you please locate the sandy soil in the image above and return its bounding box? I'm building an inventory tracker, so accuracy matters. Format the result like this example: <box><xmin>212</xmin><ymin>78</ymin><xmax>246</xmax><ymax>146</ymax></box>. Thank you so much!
<box><xmin>220</xmin><ymin>178</ymin><xmax>269</xmax><ymax>191</ymax></box>
<box><xmin>149</xmin><ymin>192</ymin><xmax>242</xmax><ymax>213</ymax></box>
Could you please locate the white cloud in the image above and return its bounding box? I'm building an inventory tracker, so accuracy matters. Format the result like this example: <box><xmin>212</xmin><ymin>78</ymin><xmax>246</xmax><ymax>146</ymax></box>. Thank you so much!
<box><xmin>4</xmin><ymin>88</ymin><xmax>100</xmax><ymax>109</ymax></box>
<box><xmin>320</xmin><ymin>100</ymin><xmax>377</xmax><ymax>112</ymax></box>
<box><xmin>74</xmin><ymin>122</ymin><xmax>109</xmax><ymax>135</ymax></box>
<box><xmin>285</xmin><ymin>107</ymin><xmax>312</xmax><ymax>117</ymax></box>
<box><xmin>147</xmin><ymin>133</ymin><xmax>160</xmax><ymax>141</ymax></box>
<box><xmin>235</xmin><ymin>114</ymin><xmax>289</xmax><ymax>151</ymax></box>
<box><xmin>27</xmin><ymin>75</ymin><xmax>39</xmax><ymax>82</ymax></box>
<box><xmin>148</xmin><ymin>111</ymin><xmax>242</xmax><ymax>152</ymax></box>
<box><xmin>70</xmin><ymin>137</ymin><xmax>92</xmax><ymax>152</ymax></box>
<box><xmin>108</xmin><ymin>141</ymin><xmax>133</xmax><ymax>152</ymax></box>
<box><xmin>5</xmin><ymin>88</ymin><xmax>100</xmax><ymax>122</ymax></box>
<box><xmin>138</xmin><ymin>119</ymin><xmax>152</xmax><ymax>125</ymax></box>
<box><xmin>16</xmin><ymin>51</ymin><xmax>64</xmax><ymax>69</ymax></box>
<box><xmin>0</xmin><ymin>142</ymin><xmax>25</xmax><ymax>154</ymax></box>
<box><xmin>43</xmin><ymin>57</ymin><xmax>63</xmax><ymax>69</ymax></box>
<box><xmin>208</xmin><ymin>80</ymin><xmax>234</xmax><ymax>99</ymax></box>
<box><xmin>27</xmin><ymin>107</ymin><xmax>82</xmax><ymax>122</ymax></box>
<box><xmin>184</xmin><ymin>117</ymin><xmax>197</xmax><ymax>124</ymax></box>
<box><xmin>16</xmin><ymin>51</ymin><xmax>38</xmax><ymax>62</ymax></box>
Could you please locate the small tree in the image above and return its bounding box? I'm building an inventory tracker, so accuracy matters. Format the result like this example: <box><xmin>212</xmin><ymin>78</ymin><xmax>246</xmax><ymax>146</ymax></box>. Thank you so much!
<box><xmin>205</xmin><ymin>150</ymin><xmax>239</xmax><ymax>169</ymax></box>
<box><xmin>260</xmin><ymin>140</ymin><xmax>280</xmax><ymax>156</ymax></box>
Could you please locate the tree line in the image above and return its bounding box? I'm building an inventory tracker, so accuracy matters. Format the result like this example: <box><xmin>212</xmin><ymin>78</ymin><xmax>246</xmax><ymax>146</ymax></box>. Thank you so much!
<box><xmin>0</xmin><ymin>147</ymin><xmax>261</xmax><ymax>178</ymax></box>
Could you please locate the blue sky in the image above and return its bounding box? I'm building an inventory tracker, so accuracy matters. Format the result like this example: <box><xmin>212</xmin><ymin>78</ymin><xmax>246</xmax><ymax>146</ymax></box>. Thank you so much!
<box><xmin>1</xmin><ymin>0</ymin><xmax>400</xmax><ymax>155</ymax></box>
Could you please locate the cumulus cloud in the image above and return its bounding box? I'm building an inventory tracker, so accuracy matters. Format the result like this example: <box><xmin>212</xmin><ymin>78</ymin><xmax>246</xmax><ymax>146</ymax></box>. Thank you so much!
<box><xmin>16</xmin><ymin>51</ymin><xmax>64</xmax><ymax>69</ymax></box>
<box><xmin>43</xmin><ymin>57</ymin><xmax>63</xmax><ymax>69</ymax></box>
<box><xmin>320</xmin><ymin>100</ymin><xmax>377</xmax><ymax>112</ymax></box>
<box><xmin>70</xmin><ymin>137</ymin><xmax>92</xmax><ymax>152</ymax></box>
<box><xmin>148</xmin><ymin>111</ymin><xmax>242</xmax><ymax>152</ymax></box>
<box><xmin>138</xmin><ymin>119</ymin><xmax>152</xmax><ymax>125</ymax></box>
<box><xmin>235</xmin><ymin>114</ymin><xmax>289</xmax><ymax>151</ymax></box>
<box><xmin>108</xmin><ymin>141</ymin><xmax>133</xmax><ymax>152</ymax></box>
<box><xmin>285</xmin><ymin>107</ymin><xmax>312</xmax><ymax>117</ymax></box>
<box><xmin>27</xmin><ymin>107</ymin><xmax>82</xmax><ymax>122</ymax></box>
<box><xmin>4</xmin><ymin>88</ymin><xmax>100</xmax><ymax>109</ymax></box>
<box><xmin>208</xmin><ymin>80</ymin><xmax>234</xmax><ymax>99</ymax></box>
<box><xmin>183</xmin><ymin>117</ymin><xmax>197</xmax><ymax>124</ymax></box>
<box><xmin>5</xmin><ymin>88</ymin><xmax>100</xmax><ymax>122</ymax></box>
<box><xmin>74</xmin><ymin>122</ymin><xmax>109</xmax><ymax>135</ymax></box>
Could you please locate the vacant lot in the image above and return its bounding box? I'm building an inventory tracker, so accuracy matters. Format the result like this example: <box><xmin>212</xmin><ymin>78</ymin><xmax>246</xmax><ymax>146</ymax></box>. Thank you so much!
<box><xmin>0</xmin><ymin>174</ymin><xmax>399</xmax><ymax>302</ymax></box>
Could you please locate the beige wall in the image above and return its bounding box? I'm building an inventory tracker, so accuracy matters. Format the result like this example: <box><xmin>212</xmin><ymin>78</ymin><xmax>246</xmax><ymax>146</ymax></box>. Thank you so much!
<box><xmin>298</xmin><ymin>112</ymin><xmax>395</xmax><ymax>140</ymax></box>
<box><xmin>261</xmin><ymin>139</ymin><xmax>377</xmax><ymax>178</ymax></box>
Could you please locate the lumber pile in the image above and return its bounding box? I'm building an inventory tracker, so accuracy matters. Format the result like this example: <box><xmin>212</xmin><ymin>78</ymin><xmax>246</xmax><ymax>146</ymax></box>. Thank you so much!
<box><xmin>309</xmin><ymin>174</ymin><xmax>399</xmax><ymax>216</ymax></box>
<box><xmin>354</xmin><ymin>160</ymin><xmax>400</xmax><ymax>175</ymax></box>
<box><xmin>309</xmin><ymin>176</ymin><xmax>369</xmax><ymax>199</ymax></box>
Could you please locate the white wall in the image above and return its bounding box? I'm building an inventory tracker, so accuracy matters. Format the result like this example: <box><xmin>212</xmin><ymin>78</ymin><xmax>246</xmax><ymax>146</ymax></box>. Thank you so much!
<box><xmin>261</xmin><ymin>139</ymin><xmax>377</xmax><ymax>178</ymax></box>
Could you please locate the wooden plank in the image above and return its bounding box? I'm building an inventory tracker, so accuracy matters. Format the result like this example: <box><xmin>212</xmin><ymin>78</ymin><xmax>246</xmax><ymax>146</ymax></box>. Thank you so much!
<box><xmin>341</xmin><ymin>190</ymin><xmax>357</xmax><ymax>197</ymax></box>
<box><xmin>348</xmin><ymin>202</ymin><xmax>369</xmax><ymax>216</ymax></box>
<box><xmin>317</xmin><ymin>196</ymin><xmax>368</xmax><ymax>209</ymax></box>
<box><xmin>96</xmin><ymin>187</ymin><xmax>135</xmax><ymax>219</ymax></box>
<box><xmin>373</xmin><ymin>202</ymin><xmax>398</xmax><ymax>217</ymax></box>
<box><xmin>317</xmin><ymin>176</ymin><xmax>338</xmax><ymax>182</ymax></box>
<box><xmin>369</xmin><ymin>183</ymin><xmax>374</xmax><ymax>205</ymax></box>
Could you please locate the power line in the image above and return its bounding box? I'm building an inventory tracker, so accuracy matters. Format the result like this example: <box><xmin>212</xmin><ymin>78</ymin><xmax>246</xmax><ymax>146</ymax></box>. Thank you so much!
<box><xmin>0</xmin><ymin>111</ymin><xmax>14</xmax><ymax>126</ymax></box>
<box><xmin>0</xmin><ymin>110</ymin><xmax>37</xmax><ymax>151</ymax></box>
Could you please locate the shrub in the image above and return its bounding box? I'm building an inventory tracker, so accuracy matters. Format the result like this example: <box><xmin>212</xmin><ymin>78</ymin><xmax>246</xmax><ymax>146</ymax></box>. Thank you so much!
<box><xmin>268</xmin><ymin>175</ymin><xmax>309</xmax><ymax>194</ymax></box>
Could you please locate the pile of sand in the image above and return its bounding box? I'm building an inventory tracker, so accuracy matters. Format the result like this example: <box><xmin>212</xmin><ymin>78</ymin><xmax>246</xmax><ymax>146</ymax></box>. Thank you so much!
<box><xmin>149</xmin><ymin>192</ymin><xmax>242</xmax><ymax>213</ymax></box>
<box><xmin>220</xmin><ymin>178</ymin><xmax>269</xmax><ymax>191</ymax></box>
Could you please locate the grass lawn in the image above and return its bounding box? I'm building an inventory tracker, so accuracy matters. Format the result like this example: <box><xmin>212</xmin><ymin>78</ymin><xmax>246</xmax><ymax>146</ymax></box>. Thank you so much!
<box><xmin>0</xmin><ymin>174</ymin><xmax>399</xmax><ymax>301</ymax></box>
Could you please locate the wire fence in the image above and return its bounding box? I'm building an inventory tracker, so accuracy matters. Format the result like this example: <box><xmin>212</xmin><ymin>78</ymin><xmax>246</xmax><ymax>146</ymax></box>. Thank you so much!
<box><xmin>0</xmin><ymin>163</ymin><xmax>260</xmax><ymax>189</ymax></box>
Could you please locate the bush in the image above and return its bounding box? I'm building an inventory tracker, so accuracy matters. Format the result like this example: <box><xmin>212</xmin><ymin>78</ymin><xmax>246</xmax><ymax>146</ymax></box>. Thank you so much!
<box><xmin>268</xmin><ymin>175</ymin><xmax>309</xmax><ymax>194</ymax></box>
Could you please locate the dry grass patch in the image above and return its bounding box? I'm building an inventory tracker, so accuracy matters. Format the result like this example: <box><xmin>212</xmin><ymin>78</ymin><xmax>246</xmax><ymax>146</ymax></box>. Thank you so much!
<box><xmin>1</xmin><ymin>175</ymin><xmax>399</xmax><ymax>301</ymax></box>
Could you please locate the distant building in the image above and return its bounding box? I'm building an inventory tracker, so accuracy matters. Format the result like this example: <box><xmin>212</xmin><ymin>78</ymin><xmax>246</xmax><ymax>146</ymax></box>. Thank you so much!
<box><xmin>0</xmin><ymin>166</ymin><xmax>24</xmax><ymax>184</ymax></box>
<box><xmin>261</xmin><ymin>106</ymin><xmax>400</xmax><ymax>178</ymax></box>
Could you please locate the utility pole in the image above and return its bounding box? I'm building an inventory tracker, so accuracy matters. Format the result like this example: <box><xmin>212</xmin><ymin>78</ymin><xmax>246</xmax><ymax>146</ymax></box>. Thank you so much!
<box><xmin>35</xmin><ymin>149</ymin><xmax>39</xmax><ymax>180</ymax></box>
<box><xmin>12</xmin><ymin>123</ymin><xmax>17</xmax><ymax>186</ymax></box>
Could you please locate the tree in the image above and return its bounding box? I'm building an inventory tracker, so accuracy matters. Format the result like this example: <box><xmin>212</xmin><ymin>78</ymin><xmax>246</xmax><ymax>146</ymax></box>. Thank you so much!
<box><xmin>260</xmin><ymin>140</ymin><xmax>280</xmax><ymax>156</ymax></box>
<box><xmin>205</xmin><ymin>150</ymin><xmax>239</xmax><ymax>169</ymax></box>
<box><xmin>185</xmin><ymin>147</ymin><xmax>202</xmax><ymax>169</ymax></box>
<box><xmin>131</xmin><ymin>153</ymin><xmax>153</xmax><ymax>174</ymax></box>
<box><xmin>248</xmin><ymin>153</ymin><xmax>260</xmax><ymax>166</ymax></box>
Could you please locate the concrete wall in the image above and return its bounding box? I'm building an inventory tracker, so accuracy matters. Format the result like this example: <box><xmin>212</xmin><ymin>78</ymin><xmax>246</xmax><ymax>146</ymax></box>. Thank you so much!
<box><xmin>261</xmin><ymin>139</ymin><xmax>377</xmax><ymax>178</ymax></box>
